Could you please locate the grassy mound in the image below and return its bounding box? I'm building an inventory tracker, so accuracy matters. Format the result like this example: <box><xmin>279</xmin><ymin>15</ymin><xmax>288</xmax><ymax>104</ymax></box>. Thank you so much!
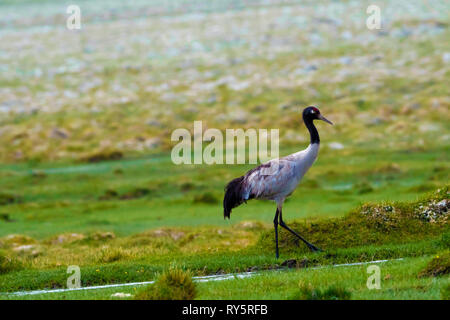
<box><xmin>258</xmin><ymin>188</ymin><xmax>449</xmax><ymax>253</ymax></box>
<box><xmin>97</xmin><ymin>247</ymin><xmax>131</xmax><ymax>263</ymax></box>
<box><xmin>134</xmin><ymin>267</ymin><xmax>196</xmax><ymax>300</ymax></box>
<box><xmin>0</xmin><ymin>250</ymin><xmax>22</xmax><ymax>274</ymax></box>
<box><xmin>289</xmin><ymin>284</ymin><xmax>351</xmax><ymax>300</ymax></box>
<box><xmin>0</xmin><ymin>193</ymin><xmax>22</xmax><ymax>206</ymax></box>
<box><xmin>418</xmin><ymin>251</ymin><xmax>450</xmax><ymax>278</ymax></box>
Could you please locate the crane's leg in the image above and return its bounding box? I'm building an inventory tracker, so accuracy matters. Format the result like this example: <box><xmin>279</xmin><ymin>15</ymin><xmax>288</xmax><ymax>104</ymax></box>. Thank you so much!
<box><xmin>274</xmin><ymin>208</ymin><xmax>279</xmax><ymax>259</ymax></box>
<box><xmin>278</xmin><ymin>208</ymin><xmax>322</xmax><ymax>252</ymax></box>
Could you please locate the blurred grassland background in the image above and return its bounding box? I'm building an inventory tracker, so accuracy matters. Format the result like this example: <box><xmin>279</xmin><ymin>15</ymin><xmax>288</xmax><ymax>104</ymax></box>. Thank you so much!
<box><xmin>0</xmin><ymin>0</ymin><xmax>449</xmax><ymax>299</ymax></box>
<box><xmin>0</xmin><ymin>0</ymin><xmax>448</xmax><ymax>233</ymax></box>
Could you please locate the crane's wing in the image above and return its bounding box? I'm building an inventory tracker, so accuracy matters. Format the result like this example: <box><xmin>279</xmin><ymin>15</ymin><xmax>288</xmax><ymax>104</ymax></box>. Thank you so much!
<box><xmin>223</xmin><ymin>158</ymin><xmax>295</xmax><ymax>218</ymax></box>
<box><xmin>243</xmin><ymin>158</ymin><xmax>297</xmax><ymax>200</ymax></box>
<box><xmin>224</xmin><ymin>146</ymin><xmax>318</xmax><ymax>219</ymax></box>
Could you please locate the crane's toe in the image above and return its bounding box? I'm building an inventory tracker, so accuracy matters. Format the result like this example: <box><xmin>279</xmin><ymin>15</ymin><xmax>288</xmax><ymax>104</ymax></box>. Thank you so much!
<box><xmin>308</xmin><ymin>244</ymin><xmax>323</xmax><ymax>252</ymax></box>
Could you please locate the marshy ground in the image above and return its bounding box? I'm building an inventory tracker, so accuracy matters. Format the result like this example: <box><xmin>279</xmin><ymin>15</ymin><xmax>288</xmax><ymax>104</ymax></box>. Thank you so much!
<box><xmin>0</xmin><ymin>0</ymin><xmax>449</xmax><ymax>299</ymax></box>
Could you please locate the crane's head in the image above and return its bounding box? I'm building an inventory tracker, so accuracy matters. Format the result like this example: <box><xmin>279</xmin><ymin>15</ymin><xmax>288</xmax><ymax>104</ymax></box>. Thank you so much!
<box><xmin>302</xmin><ymin>106</ymin><xmax>333</xmax><ymax>125</ymax></box>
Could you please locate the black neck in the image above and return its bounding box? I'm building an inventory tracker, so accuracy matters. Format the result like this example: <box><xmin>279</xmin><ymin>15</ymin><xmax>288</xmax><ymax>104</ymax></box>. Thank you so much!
<box><xmin>304</xmin><ymin>118</ymin><xmax>320</xmax><ymax>144</ymax></box>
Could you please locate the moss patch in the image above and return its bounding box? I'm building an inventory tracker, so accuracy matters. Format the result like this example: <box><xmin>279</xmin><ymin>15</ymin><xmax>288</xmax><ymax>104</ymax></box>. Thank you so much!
<box><xmin>257</xmin><ymin>188</ymin><xmax>449</xmax><ymax>253</ymax></box>
<box><xmin>418</xmin><ymin>251</ymin><xmax>450</xmax><ymax>278</ymax></box>
<box><xmin>134</xmin><ymin>267</ymin><xmax>196</xmax><ymax>300</ymax></box>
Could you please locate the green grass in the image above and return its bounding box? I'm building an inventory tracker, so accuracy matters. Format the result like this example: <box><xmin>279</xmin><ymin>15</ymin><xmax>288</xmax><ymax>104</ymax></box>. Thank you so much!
<box><xmin>3</xmin><ymin>256</ymin><xmax>448</xmax><ymax>300</ymax></box>
<box><xmin>0</xmin><ymin>146</ymin><xmax>447</xmax><ymax>239</ymax></box>
<box><xmin>0</xmin><ymin>188</ymin><xmax>447</xmax><ymax>295</ymax></box>
<box><xmin>0</xmin><ymin>143</ymin><xmax>448</xmax><ymax>299</ymax></box>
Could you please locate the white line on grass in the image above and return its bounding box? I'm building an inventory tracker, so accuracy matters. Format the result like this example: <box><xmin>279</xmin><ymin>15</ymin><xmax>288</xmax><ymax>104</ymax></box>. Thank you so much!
<box><xmin>6</xmin><ymin>258</ymin><xmax>403</xmax><ymax>296</ymax></box>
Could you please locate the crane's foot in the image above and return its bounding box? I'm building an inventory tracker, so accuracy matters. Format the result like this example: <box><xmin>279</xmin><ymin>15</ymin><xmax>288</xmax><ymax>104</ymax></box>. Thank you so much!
<box><xmin>307</xmin><ymin>244</ymin><xmax>323</xmax><ymax>252</ymax></box>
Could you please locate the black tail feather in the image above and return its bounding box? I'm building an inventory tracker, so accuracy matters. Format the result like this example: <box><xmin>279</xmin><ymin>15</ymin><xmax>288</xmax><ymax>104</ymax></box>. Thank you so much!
<box><xmin>223</xmin><ymin>176</ymin><xmax>246</xmax><ymax>219</ymax></box>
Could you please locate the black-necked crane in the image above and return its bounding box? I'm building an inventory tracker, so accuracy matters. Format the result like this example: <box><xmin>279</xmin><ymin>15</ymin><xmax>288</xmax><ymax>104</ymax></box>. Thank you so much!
<box><xmin>223</xmin><ymin>106</ymin><xmax>333</xmax><ymax>258</ymax></box>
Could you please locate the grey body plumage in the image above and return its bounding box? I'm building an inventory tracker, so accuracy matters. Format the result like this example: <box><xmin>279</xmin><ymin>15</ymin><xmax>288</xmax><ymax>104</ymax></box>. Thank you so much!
<box><xmin>223</xmin><ymin>106</ymin><xmax>333</xmax><ymax>258</ymax></box>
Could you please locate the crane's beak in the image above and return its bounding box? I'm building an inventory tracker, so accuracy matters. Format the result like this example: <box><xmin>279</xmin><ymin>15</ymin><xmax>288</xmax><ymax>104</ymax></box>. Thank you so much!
<box><xmin>318</xmin><ymin>114</ymin><xmax>333</xmax><ymax>125</ymax></box>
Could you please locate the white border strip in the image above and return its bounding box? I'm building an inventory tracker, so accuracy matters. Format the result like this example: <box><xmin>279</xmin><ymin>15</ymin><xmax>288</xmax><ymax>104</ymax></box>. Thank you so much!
<box><xmin>6</xmin><ymin>258</ymin><xmax>402</xmax><ymax>297</ymax></box>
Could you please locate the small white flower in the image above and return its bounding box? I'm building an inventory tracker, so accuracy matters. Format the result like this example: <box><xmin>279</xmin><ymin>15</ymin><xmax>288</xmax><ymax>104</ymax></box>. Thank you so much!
<box><xmin>111</xmin><ymin>292</ymin><xmax>132</xmax><ymax>298</ymax></box>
